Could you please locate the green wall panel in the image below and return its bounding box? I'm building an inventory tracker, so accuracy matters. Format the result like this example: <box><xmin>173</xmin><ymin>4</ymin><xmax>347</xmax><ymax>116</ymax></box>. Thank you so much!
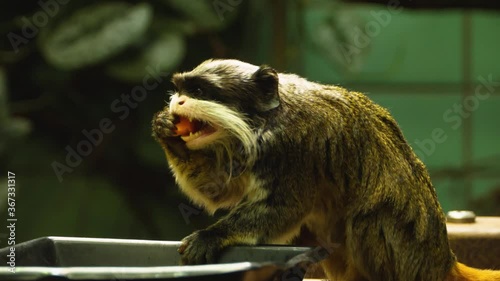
<box><xmin>303</xmin><ymin>5</ymin><xmax>462</xmax><ymax>83</ymax></box>
<box><xmin>370</xmin><ymin>93</ymin><xmax>466</xmax><ymax>212</ymax></box>
<box><xmin>298</xmin><ymin>3</ymin><xmax>499</xmax><ymax>212</ymax></box>
<box><xmin>473</xmin><ymin>12</ymin><xmax>500</xmax><ymax>83</ymax></box>
<box><xmin>370</xmin><ymin>93</ymin><xmax>463</xmax><ymax>168</ymax></box>
<box><xmin>472</xmin><ymin>95</ymin><xmax>500</xmax><ymax>162</ymax></box>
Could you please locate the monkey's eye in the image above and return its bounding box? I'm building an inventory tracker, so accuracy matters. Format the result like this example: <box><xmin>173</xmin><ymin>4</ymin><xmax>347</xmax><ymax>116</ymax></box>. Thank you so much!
<box><xmin>192</xmin><ymin>88</ymin><xmax>209</xmax><ymax>99</ymax></box>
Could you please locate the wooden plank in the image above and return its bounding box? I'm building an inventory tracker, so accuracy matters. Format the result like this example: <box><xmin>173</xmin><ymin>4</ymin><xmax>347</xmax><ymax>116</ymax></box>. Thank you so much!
<box><xmin>448</xmin><ymin>216</ymin><xmax>500</xmax><ymax>269</ymax></box>
<box><xmin>304</xmin><ymin>216</ymin><xmax>500</xmax><ymax>278</ymax></box>
<box><xmin>447</xmin><ymin>216</ymin><xmax>500</xmax><ymax>237</ymax></box>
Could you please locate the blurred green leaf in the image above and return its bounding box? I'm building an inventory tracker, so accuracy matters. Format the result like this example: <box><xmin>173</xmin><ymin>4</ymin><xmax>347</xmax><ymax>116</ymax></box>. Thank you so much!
<box><xmin>151</xmin><ymin>17</ymin><xmax>198</xmax><ymax>36</ymax></box>
<box><xmin>2</xmin><ymin>117</ymin><xmax>31</xmax><ymax>139</ymax></box>
<box><xmin>39</xmin><ymin>2</ymin><xmax>153</xmax><ymax>70</ymax></box>
<box><xmin>0</xmin><ymin>67</ymin><xmax>7</xmax><ymax>122</ymax></box>
<box><xmin>106</xmin><ymin>32</ymin><xmax>185</xmax><ymax>82</ymax></box>
<box><xmin>310</xmin><ymin>5</ymin><xmax>370</xmax><ymax>73</ymax></box>
<box><xmin>164</xmin><ymin>0</ymin><xmax>237</xmax><ymax>31</ymax></box>
<box><xmin>0</xmin><ymin>68</ymin><xmax>31</xmax><ymax>155</ymax></box>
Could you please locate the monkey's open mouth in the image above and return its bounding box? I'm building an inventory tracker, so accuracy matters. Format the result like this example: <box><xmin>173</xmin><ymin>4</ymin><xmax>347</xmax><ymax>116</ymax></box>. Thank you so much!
<box><xmin>173</xmin><ymin>115</ymin><xmax>217</xmax><ymax>143</ymax></box>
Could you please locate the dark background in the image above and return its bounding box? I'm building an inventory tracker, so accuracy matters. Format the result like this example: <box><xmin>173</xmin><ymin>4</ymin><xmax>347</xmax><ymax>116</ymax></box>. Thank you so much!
<box><xmin>0</xmin><ymin>0</ymin><xmax>499</xmax><ymax>245</ymax></box>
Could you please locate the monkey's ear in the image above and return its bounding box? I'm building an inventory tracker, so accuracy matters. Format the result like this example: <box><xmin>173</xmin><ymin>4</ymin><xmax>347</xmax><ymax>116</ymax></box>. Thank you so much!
<box><xmin>252</xmin><ymin>65</ymin><xmax>280</xmax><ymax>111</ymax></box>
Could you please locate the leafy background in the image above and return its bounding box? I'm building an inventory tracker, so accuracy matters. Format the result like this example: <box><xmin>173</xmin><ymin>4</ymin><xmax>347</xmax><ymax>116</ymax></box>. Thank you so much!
<box><xmin>0</xmin><ymin>0</ymin><xmax>499</xmax><ymax>245</ymax></box>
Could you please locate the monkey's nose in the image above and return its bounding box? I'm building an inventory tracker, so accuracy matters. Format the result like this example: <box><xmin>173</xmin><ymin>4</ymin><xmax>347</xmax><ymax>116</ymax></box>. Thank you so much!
<box><xmin>169</xmin><ymin>94</ymin><xmax>189</xmax><ymax>112</ymax></box>
<box><xmin>170</xmin><ymin>95</ymin><xmax>188</xmax><ymax>111</ymax></box>
<box><xmin>175</xmin><ymin>95</ymin><xmax>187</xmax><ymax>106</ymax></box>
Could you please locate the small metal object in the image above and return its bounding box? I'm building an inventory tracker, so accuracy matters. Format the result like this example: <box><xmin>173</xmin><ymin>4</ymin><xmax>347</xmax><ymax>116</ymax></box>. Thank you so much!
<box><xmin>447</xmin><ymin>210</ymin><xmax>476</xmax><ymax>223</ymax></box>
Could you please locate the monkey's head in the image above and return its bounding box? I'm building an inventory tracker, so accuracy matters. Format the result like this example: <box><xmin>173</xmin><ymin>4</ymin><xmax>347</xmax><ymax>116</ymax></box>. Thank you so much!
<box><xmin>165</xmin><ymin>59</ymin><xmax>280</xmax><ymax>160</ymax></box>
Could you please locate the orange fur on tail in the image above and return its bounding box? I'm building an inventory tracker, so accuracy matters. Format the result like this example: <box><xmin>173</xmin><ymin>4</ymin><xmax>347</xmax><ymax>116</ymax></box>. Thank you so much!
<box><xmin>446</xmin><ymin>262</ymin><xmax>500</xmax><ymax>281</ymax></box>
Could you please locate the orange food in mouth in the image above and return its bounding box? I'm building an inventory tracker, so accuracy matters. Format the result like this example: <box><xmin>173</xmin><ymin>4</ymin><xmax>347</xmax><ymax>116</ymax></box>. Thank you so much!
<box><xmin>174</xmin><ymin>116</ymin><xmax>196</xmax><ymax>136</ymax></box>
<box><xmin>173</xmin><ymin>115</ymin><xmax>217</xmax><ymax>143</ymax></box>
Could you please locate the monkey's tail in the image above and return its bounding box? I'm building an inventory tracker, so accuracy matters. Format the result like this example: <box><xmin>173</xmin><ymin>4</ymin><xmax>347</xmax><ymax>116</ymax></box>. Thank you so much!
<box><xmin>445</xmin><ymin>262</ymin><xmax>500</xmax><ymax>281</ymax></box>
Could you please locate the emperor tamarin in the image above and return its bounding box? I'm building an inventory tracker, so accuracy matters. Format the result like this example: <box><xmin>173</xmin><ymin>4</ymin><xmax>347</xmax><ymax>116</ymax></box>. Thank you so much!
<box><xmin>152</xmin><ymin>59</ymin><xmax>500</xmax><ymax>281</ymax></box>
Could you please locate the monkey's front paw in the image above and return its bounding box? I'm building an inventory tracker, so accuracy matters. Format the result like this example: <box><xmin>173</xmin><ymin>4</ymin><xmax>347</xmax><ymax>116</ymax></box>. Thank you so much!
<box><xmin>178</xmin><ymin>230</ymin><xmax>224</xmax><ymax>265</ymax></box>
<box><xmin>152</xmin><ymin>111</ymin><xmax>178</xmax><ymax>139</ymax></box>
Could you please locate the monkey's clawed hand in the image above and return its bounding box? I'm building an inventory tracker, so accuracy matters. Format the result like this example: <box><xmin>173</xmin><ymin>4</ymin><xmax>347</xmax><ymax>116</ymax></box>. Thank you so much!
<box><xmin>178</xmin><ymin>229</ymin><xmax>225</xmax><ymax>265</ymax></box>
<box><xmin>152</xmin><ymin>110</ymin><xmax>177</xmax><ymax>140</ymax></box>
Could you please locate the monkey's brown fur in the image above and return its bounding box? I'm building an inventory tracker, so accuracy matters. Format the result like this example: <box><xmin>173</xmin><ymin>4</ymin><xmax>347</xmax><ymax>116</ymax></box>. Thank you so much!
<box><xmin>152</xmin><ymin>59</ymin><xmax>500</xmax><ymax>281</ymax></box>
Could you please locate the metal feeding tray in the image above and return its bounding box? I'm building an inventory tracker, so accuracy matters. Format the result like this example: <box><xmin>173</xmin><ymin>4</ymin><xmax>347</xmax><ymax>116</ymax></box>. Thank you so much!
<box><xmin>0</xmin><ymin>237</ymin><xmax>321</xmax><ymax>281</ymax></box>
